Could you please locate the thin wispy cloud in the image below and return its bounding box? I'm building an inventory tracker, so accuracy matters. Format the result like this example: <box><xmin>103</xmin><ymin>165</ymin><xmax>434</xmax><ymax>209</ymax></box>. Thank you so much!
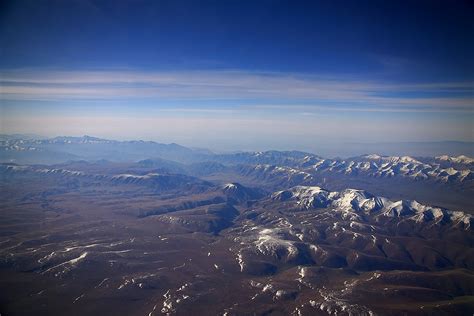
<box><xmin>1</xmin><ymin>69</ymin><xmax>472</xmax><ymax>113</ymax></box>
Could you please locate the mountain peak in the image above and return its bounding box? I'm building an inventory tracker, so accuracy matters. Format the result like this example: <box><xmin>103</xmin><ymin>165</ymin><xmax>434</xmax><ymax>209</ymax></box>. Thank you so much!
<box><xmin>271</xmin><ymin>185</ymin><xmax>471</xmax><ymax>229</ymax></box>
<box><xmin>436</xmin><ymin>154</ymin><xmax>474</xmax><ymax>164</ymax></box>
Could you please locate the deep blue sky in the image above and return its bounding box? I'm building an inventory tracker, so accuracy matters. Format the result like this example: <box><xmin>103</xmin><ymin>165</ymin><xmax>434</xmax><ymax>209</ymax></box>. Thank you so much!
<box><xmin>1</xmin><ymin>0</ymin><xmax>473</xmax><ymax>153</ymax></box>
<box><xmin>1</xmin><ymin>0</ymin><xmax>473</xmax><ymax>79</ymax></box>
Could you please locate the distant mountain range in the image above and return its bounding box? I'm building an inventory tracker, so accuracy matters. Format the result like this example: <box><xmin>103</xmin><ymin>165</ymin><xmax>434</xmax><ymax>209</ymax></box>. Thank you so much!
<box><xmin>2</xmin><ymin>135</ymin><xmax>473</xmax><ymax>164</ymax></box>
<box><xmin>1</xmin><ymin>134</ymin><xmax>473</xmax><ymax>212</ymax></box>
<box><xmin>0</xmin><ymin>135</ymin><xmax>209</xmax><ymax>164</ymax></box>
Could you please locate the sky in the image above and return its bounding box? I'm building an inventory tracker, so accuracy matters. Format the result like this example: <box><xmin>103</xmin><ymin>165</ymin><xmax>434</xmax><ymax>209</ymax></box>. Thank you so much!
<box><xmin>0</xmin><ymin>0</ymin><xmax>473</xmax><ymax>153</ymax></box>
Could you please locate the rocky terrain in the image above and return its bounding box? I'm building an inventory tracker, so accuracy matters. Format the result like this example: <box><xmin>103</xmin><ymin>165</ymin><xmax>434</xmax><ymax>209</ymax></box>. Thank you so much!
<box><xmin>1</xmin><ymin>136</ymin><xmax>474</xmax><ymax>315</ymax></box>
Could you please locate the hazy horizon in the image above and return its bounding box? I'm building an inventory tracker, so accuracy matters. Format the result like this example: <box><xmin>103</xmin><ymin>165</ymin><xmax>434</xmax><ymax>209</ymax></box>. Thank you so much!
<box><xmin>2</xmin><ymin>132</ymin><xmax>473</xmax><ymax>158</ymax></box>
<box><xmin>1</xmin><ymin>1</ymin><xmax>473</xmax><ymax>150</ymax></box>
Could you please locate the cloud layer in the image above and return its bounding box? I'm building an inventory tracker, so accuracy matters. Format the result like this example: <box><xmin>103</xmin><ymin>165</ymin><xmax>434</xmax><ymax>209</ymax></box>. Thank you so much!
<box><xmin>2</xmin><ymin>69</ymin><xmax>473</xmax><ymax>113</ymax></box>
<box><xmin>1</xmin><ymin>69</ymin><xmax>473</xmax><ymax>151</ymax></box>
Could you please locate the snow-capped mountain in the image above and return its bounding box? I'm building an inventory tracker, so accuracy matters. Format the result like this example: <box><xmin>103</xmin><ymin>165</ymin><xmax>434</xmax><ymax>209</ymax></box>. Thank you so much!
<box><xmin>234</xmin><ymin>164</ymin><xmax>315</xmax><ymax>187</ymax></box>
<box><xmin>221</xmin><ymin>182</ymin><xmax>266</xmax><ymax>203</ymax></box>
<box><xmin>436</xmin><ymin>154</ymin><xmax>474</xmax><ymax>165</ymax></box>
<box><xmin>212</xmin><ymin>150</ymin><xmax>315</xmax><ymax>167</ymax></box>
<box><xmin>272</xmin><ymin>186</ymin><xmax>472</xmax><ymax>229</ymax></box>
<box><xmin>306</xmin><ymin>155</ymin><xmax>473</xmax><ymax>182</ymax></box>
<box><xmin>220</xmin><ymin>153</ymin><xmax>474</xmax><ymax>184</ymax></box>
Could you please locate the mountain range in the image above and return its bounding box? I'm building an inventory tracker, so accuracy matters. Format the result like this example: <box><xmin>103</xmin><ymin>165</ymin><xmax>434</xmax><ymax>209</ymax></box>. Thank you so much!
<box><xmin>1</xmin><ymin>135</ymin><xmax>474</xmax><ymax>315</ymax></box>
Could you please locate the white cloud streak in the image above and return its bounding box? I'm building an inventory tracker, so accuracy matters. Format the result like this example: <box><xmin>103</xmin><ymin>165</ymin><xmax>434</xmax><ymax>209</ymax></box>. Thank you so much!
<box><xmin>1</xmin><ymin>69</ymin><xmax>473</xmax><ymax>112</ymax></box>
